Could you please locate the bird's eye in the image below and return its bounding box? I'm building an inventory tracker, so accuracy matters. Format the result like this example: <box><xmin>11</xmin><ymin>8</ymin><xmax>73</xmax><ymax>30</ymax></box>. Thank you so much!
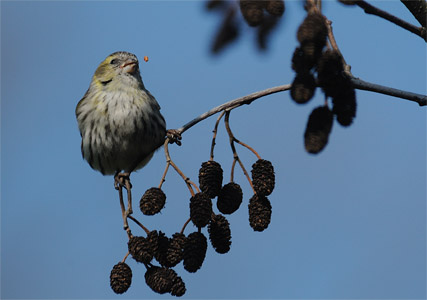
<box><xmin>110</xmin><ymin>58</ymin><xmax>118</xmax><ymax>65</ymax></box>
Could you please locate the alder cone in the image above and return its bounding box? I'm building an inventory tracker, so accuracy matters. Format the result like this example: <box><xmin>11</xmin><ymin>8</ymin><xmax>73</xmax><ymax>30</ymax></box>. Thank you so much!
<box><xmin>128</xmin><ymin>236</ymin><xmax>154</xmax><ymax>264</ymax></box>
<box><xmin>217</xmin><ymin>182</ymin><xmax>243</xmax><ymax>214</ymax></box>
<box><xmin>290</xmin><ymin>72</ymin><xmax>316</xmax><ymax>104</ymax></box>
<box><xmin>332</xmin><ymin>88</ymin><xmax>357</xmax><ymax>127</ymax></box>
<box><xmin>317</xmin><ymin>49</ymin><xmax>350</xmax><ymax>97</ymax></box>
<box><xmin>199</xmin><ymin>161</ymin><xmax>223</xmax><ymax>198</ymax></box>
<box><xmin>248</xmin><ymin>194</ymin><xmax>272</xmax><ymax>232</ymax></box>
<box><xmin>257</xmin><ymin>14</ymin><xmax>280</xmax><ymax>50</ymax></box>
<box><xmin>183</xmin><ymin>232</ymin><xmax>208</xmax><ymax>273</ymax></box>
<box><xmin>208</xmin><ymin>214</ymin><xmax>232</xmax><ymax>254</ymax></box>
<box><xmin>240</xmin><ymin>0</ymin><xmax>264</xmax><ymax>26</ymax></box>
<box><xmin>166</xmin><ymin>233</ymin><xmax>186</xmax><ymax>267</ymax></box>
<box><xmin>110</xmin><ymin>262</ymin><xmax>132</xmax><ymax>294</ymax></box>
<box><xmin>304</xmin><ymin>106</ymin><xmax>334</xmax><ymax>154</ymax></box>
<box><xmin>265</xmin><ymin>0</ymin><xmax>285</xmax><ymax>16</ymax></box>
<box><xmin>190</xmin><ymin>192</ymin><xmax>213</xmax><ymax>228</ymax></box>
<box><xmin>251</xmin><ymin>159</ymin><xmax>275</xmax><ymax>196</ymax></box>
<box><xmin>292</xmin><ymin>47</ymin><xmax>311</xmax><ymax>72</ymax></box>
<box><xmin>140</xmin><ymin>187</ymin><xmax>166</xmax><ymax>215</ymax></box>
<box><xmin>297</xmin><ymin>12</ymin><xmax>327</xmax><ymax>47</ymax></box>
<box><xmin>153</xmin><ymin>231</ymin><xmax>170</xmax><ymax>267</ymax></box>
<box><xmin>144</xmin><ymin>266</ymin><xmax>185</xmax><ymax>296</ymax></box>
<box><xmin>212</xmin><ymin>7</ymin><xmax>239</xmax><ymax>54</ymax></box>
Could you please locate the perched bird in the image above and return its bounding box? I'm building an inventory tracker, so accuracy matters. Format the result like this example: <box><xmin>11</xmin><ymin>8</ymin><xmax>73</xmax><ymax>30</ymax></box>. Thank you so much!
<box><xmin>76</xmin><ymin>51</ymin><xmax>166</xmax><ymax>180</ymax></box>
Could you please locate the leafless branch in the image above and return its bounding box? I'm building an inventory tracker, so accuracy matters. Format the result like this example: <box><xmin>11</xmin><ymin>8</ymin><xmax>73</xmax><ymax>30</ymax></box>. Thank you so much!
<box><xmin>355</xmin><ymin>0</ymin><xmax>426</xmax><ymax>41</ymax></box>
<box><xmin>350</xmin><ymin>77</ymin><xmax>427</xmax><ymax>106</ymax></box>
<box><xmin>176</xmin><ymin>84</ymin><xmax>292</xmax><ymax>135</ymax></box>
<box><xmin>172</xmin><ymin>81</ymin><xmax>424</xmax><ymax>140</ymax></box>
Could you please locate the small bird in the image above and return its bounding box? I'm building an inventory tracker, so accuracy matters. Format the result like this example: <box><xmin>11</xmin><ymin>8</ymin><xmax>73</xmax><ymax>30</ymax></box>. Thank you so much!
<box><xmin>76</xmin><ymin>51</ymin><xmax>166</xmax><ymax>182</ymax></box>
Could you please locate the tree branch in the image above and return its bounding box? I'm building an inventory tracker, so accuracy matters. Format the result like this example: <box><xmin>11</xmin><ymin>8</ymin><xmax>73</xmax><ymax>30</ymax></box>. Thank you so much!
<box><xmin>176</xmin><ymin>84</ymin><xmax>292</xmax><ymax>135</ymax></box>
<box><xmin>355</xmin><ymin>0</ymin><xmax>426</xmax><ymax>42</ymax></box>
<box><xmin>350</xmin><ymin>77</ymin><xmax>427</xmax><ymax>106</ymax></box>
<box><xmin>174</xmin><ymin>80</ymin><xmax>425</xmax><ymax>137</ymax></box>
<box><xmin>401</xmin><ymin>0</ymin><xmax>427</xmax><ymax>27</ymax></box>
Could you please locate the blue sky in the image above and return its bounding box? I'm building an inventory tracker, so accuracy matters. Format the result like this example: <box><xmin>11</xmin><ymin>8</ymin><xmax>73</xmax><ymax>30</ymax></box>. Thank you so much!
<box><xmin>1</xmin><ymin>1</ymin><xmax>426</xmax><ymax>299</ymax></box>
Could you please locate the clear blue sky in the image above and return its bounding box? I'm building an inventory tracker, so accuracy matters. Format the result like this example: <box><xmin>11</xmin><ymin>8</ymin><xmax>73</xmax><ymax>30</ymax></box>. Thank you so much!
<box><xmin>1</xmin><ymin>1</ymin><xmax>426</xmax><ymax>299</ymax></box>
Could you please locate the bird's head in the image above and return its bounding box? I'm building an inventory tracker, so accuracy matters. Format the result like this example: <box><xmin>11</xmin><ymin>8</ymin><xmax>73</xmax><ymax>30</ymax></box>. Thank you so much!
<box><xmin>93</xmin><ymin>51</ymin><xmax>143</xmax><ymax>89</ymax></box>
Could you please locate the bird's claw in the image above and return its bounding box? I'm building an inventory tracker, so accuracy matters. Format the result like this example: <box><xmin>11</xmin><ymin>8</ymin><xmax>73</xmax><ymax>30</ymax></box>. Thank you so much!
<box><xmin>114</xmin><ymin>172</ymin><xmax>132</xmax><ymax>190</ymax></box>
<box><xmin>166</xmin><ymin>129</ymin><xmax>182</xmax><ymax>146</ymax></box>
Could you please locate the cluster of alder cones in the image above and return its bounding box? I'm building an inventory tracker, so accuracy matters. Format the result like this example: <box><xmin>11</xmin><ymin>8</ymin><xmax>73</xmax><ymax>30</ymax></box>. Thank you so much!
<box><xmin>109</xmin><ymin>158</ymin><xmax>275</xmax><ymax>296</ymax></box>
<box><xmin>291</xmin><ymin>10</ymin><xmax>357</xmax><ymax>154</ymax></box>
<box><xmin>109</xmin><ymin>4</ymin><xmax>360</xmax><ymax>298</ymax></box>
<box><xmin>207</xmin><ymin>0</ymin><xmax>286</xmax><ymax>53</ymax></box>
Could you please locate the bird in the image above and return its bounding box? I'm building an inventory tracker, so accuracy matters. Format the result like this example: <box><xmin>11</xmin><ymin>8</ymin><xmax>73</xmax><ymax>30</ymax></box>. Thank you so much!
<box><xmin>75</xmin><ymin>51</ymin><xmax>166</xmax><ymax>191</ymax></box>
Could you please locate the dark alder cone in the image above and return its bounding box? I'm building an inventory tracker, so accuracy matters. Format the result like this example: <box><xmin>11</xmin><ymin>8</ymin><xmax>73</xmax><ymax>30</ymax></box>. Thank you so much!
<box><xmin>248</xmin><ymin>194</ymin><xmax>272</xmax><ymax>232</ymax></box>
<box><xmin>110</xmin><ymin>262</ymin><xmax>132</xmax><ymax>294</ymax></box>
<box><xmin>265</xmin><ymin>0</ymin><xmax>285</xmax><ymax>16</ymax></box>
<box><xmin>304</xmin><ymin>106</ymin><xmax>334</xmax><ymax>154</ymax></box>
<box><xmin>166</xmin><ymin>233</ymin><xmax>186</xmax><ymax>267</ymax></box>
<box><xmin>300</xmin><ymin>41</ymin><xmax>324</xmax><ymax>65</ymax></box>
<box><xmin>332</xmin><ymin>88</ymin><xmax>357</xmax><ymax>127</ymax></box>
<box><xmin>297</xmin><ymin>12</ymin><xmax>328</xmax><ymax>48</ymax></box>
<box><xmin>153</xmin><ymin>231</ymin><xmax>170</xmax><ymax>267</ymax></box>
<box><xmin>292</xmin><ymin>47</ymin><xmax>317</xmax><ymax>72</ymax></box>
<box><xmin>317</xmin><ymin>49</ymin><xmax>349</xmax><ymax>97</ymax></box>
<box><xmin>147</xmin><ymin>230</ymin><xmax>159</xmax><ymax>254</ymax></box>
<box><xmin>128</xmin><ymin>236</ymin><xmax>154</xmax><ymax>264</ymax></box>
<box><xmin>170</xmin><ymin>270</ymin><xmax>186</xmax><ymax>297</ymax></box>
<box><xmin>206</xmin><ymin>0</ymin><xmax>226</xmax><ymax>10</ymax></box>
<box><xmin>217</xmin><ymin>182</ymin><xmax>243</xmax><ymax>214</ymax></box>
<box><xmin>145</xmin><ymin>266</ymin><xmax>185</xmax><ymax>296</ymax></box>
<box><xmin>290</xmin><ymin>72</ymin><xmax>316</xmax><ymax>104</ymax></box>
<box><xmin>212</xmin><ymin>7</ymin><xmax>239</xmax><ymax>54</ymax></box>
<box><xmin>183</xmin><ymin>232</ymin><xmax>208</xmax><ymax>273</ymax></box>
<box><xmin>239</xmin><ymin>0</ymin><xmax>264</xmax><ymax>27</ymax></box>
<box><xmin>190</xmin><ymin>192</ymin><xmax>213</xmax><ymax>228</ymax></box>
<box><xmin>257</xmin><ymin>15</ymin><xmax>280</xmax><ymax>50</ymax></box>
<box><xmin>140</xmin><ymin>187</ymin><xmax>166</xmax><ymax>216</ymax></box>
<box><xmin>208</xmin><ymin>214</ymin><xmax>232</xmax><ymax>254</ymax></box>
<box><xmin>251</xmin><ymin>159</ymin><xmax>275</xmax><ymax>196</ymax></box>
<box><xmin>199</xmin><ymin>161</ymin><xmax>223</xmax><ymax>198</ymax></box>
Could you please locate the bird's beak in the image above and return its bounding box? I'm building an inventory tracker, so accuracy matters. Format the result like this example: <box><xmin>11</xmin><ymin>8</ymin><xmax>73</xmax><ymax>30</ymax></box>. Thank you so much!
<box><xmin>120</xmin><ymin>59</ymin><xmax>138</xmax><ymax>74</ymax></box>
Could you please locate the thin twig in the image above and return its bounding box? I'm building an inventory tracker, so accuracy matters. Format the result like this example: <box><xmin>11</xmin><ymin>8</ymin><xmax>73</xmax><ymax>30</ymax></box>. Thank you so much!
<box><xmin>121</xmin><ymin>252</ymin><xmax>130</xmax><ymax>263</ymax></box>
<box><xmin>224</xmin><ymin>111</ymin><xmax>255</xmax><ymax>193</ymax></box>
<box><xmin>128</xmin><ymin>215</ymin><xmax>150</xmax><ymax>235</ymax></box>
<box><xmin>164</xmin><ymin>139</ymin><xmax>199</xmax><ymax>196</ymax></box>
<box><xmin>325</xmin><ymin>19</ymin><xmax>351</xmax><ymax>73</ymax></box>
<box><xmin>210</xmin><ymin>110</ymin><xmax>226</xmax><ymax>161</ymax></box>
<box><xmin>158</xmin><ymin>161</ymin><xmax>171</xmax><ymax>189</ymax></box>
<box><xmin>234</xmin><ymin>139</ymin><xmax>262</xmax><ymax>160</ymax></box>
<box><xmin>180</xmin><ymin>217</ymin><xmax>192</xmax><ymax>235</ymax></box>
<box><xmin>230</xmin><ymin>157</ymin><xmax>237</xmax><ymax>182</ymax></box>
<box><xmin>355</xmin><ymin>0</ymin><xmax>426</xmax><ymax>41</ymax></box>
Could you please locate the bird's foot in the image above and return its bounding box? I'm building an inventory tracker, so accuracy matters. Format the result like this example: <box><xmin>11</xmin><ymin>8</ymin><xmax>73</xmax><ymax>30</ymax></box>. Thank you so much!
<box><xmin>167</xmin><ymin>129</ymin><xmax>182</xmax><ymax>146</ymax></box>
<box><xmin>114</xmin><ymin>172</ymin><xmax>132</xmax><ymax>190</ymax></box>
